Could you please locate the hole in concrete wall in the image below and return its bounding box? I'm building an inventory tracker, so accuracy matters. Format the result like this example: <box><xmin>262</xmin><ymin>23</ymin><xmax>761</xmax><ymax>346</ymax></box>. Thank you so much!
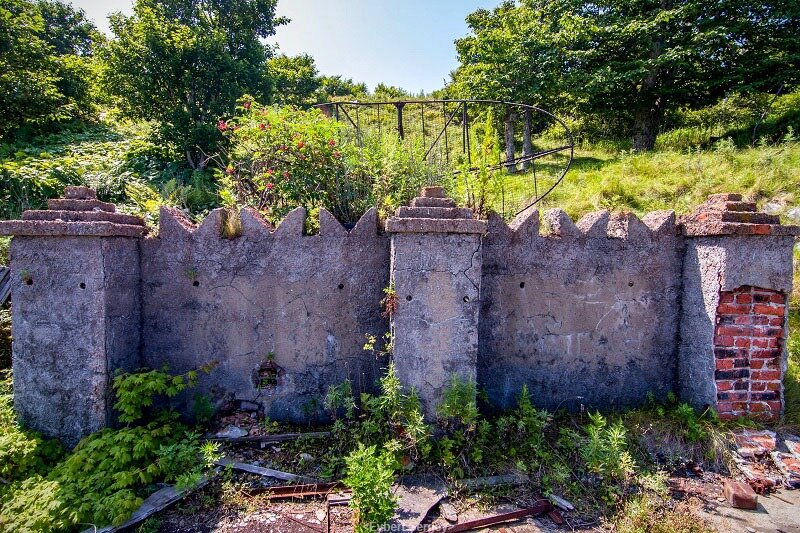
<box><xmin>254</xmin><ymin>353</ymin><xmax>283</xmax><ymax>389</ymax></box>
<box><xmin>338</xmin><ymin>283</ymin><xmax>345</xmax><ymax>290</ymax></box>
<box><xmin>24</xmin><ymin>278</ymin><xmax>32</xmax><ymax>286</ymax></box>
<box><xmin>193</xmin><ymin>280</ymin><xmax>200</xmax><ymax>287</ymax></box>
<box><xmin>519</xmin><ymin>282</ymin><xmax>525</xmax><ymax>289</ymax></box>
<box><xmin>628</xmin><ymin>281</ymin><xmax>634</xmax><ymax>287</ymax></box>
<box><xmin>406</xmin><ymin>295</ymin><xmax>412</xmax><ymax>301</ymax></box>
<box><xmin>79</xmin><ymin>282</ymin><xmax>86</xmax><ymax>289</ymax></box>
<box><xmin>463</xmin><ymin>296</ymin><xmax>470</xmax><ymax>302</ymax></box>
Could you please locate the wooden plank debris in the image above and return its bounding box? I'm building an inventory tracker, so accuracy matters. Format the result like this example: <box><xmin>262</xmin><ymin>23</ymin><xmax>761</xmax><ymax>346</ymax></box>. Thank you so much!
<box><xmin>84</xmin><ymin>470</ymin><xmax>219</xmax><ymax>533</ymax></box>
<box><xmin>246</xmin><ymin>481</ymin><xmax>345</xmax><ymax>499</ymax></box>
<box><xmin>215</xmin><ymin>456</ymin><xmax>317</xmax><ymax>483</ymax></box>
<box><xmin>205</xmin><ymin>431</ymin><xmax>330</xmax><ymax>444</ymax></box>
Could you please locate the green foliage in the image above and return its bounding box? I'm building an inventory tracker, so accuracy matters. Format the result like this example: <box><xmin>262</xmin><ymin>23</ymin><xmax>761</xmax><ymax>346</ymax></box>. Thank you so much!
<box><xmin>0</xmin><ymin>370</ymin><xmax>64</xmax><ymax>485</ymax></box>
<box><xmin>343</xmin><ymin>443</ymin><xmax>398</xmax><ymax>533</ymax></box>
<box><xmin>0</xmin><ymin>0</ymin><xmax>101</xmax><ymax>140</ymax></box>
<box><xmin>581</xmin><ymin>412</ymin><xmax>636</xmax><ymax>483</ymax></box>
<box><xmin>0</xmin><ymin>366</ymin><xmax>220</xmax><ymax>531</ymax></box>
<box><xmin>102</xmin><ymin>0</ymin><xmax>283</xmax><ymax>168</ymax></box>
<box><xmin>0</xmin><ymin>305</ymin><xmax>10</xmax><ymax>369</ymax></box>
<box><xmin>438</xmin><ymin>374</ymin><xmax>479</xmax><ymax>428</ymax></box>
<box><xmin>453</xmin><ymin>0</ymin><xmax>800</xmax><ymax>150</ymax></box>
<box><xmin>112</xmin><ymin>364</ymin><xmax>213</xmax><ymax>423</ymax></box>
<box><xmin>268</xmin><ymin>54</ymin><xmax>323</xmax><ymax>107</ymax></box>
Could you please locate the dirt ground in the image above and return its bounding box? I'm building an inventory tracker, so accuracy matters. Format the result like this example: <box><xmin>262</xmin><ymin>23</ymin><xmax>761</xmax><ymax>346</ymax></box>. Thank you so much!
<box><xmin>150</xmin><ymin>472</ymin><xmax>799</xmax><ymax>533</ymax></box>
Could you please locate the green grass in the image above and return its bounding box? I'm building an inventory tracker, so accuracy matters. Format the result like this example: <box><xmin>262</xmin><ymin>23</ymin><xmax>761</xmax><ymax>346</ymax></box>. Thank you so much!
<box><xmin>511</xmin><ymin>141</ymin><xmax>800</xmax><ymax>220</ymax></box>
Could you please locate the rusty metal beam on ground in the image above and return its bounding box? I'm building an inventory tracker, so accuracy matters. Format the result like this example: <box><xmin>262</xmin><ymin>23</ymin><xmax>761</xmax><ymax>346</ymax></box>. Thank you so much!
<box><xmin>431</xmin><ymin>500</ymin><xmax>553</xmax><ymax>533</ymax></box>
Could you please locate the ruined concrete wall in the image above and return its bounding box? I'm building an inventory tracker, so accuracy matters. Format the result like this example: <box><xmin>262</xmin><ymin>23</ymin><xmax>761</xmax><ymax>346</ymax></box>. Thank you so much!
<box><xmin>10</xmin><ymin>236</ymin><xmax>141</xmax><ymax>444</ymax></box>
<box><xmin>2</xmin><ymin>187</ymin><xmax>797</xmax><ymax>444</ymax></box>
<box><xmin>479</xmin><ymin>209</ymin><xmax>684</xmax><ymax>411</ymax></box>
<box><xmin>387</xmin><ymin>188</ymin><xmax>486</xmax><ymax>417</ymax></box>
<box><xmin>140</xmin><ymin>207</ymin><xmax>389</xmax><ymax>423</ymax></box>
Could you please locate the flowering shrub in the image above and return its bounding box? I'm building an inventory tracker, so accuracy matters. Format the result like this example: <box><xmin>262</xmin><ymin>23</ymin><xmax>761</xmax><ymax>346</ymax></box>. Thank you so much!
<box><xmin>220</xmin><ymin>97</ymin><xmax>433</xmax><ymax>226</ymax></box>
<box><xmin>220</xmin><ymin>98</ymin><xmax>375</xmax><ymax>224</ymax></box>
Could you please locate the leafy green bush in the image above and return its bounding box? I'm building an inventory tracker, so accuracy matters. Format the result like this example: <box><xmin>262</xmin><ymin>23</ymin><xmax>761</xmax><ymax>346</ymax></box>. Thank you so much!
<box><xmin>438</xmin><ymin>374</ymin><xmax>479</xmax><ymax>429</ymax></box>
<box><xmin>0</xmin><ymin>366</ymin><xmax>220</xmax><ymax>531</ymax></box>
<box><xmin>344</xmin><ymin>443</ymin><xmax>398</xmax><ymax>533</ymax></box>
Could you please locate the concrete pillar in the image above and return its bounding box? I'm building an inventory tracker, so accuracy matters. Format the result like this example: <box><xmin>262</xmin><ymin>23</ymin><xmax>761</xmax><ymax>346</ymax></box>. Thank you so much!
<box><xmin>678</xmin><ymin>193</ymin><xmax>798</xmax><ymax>421</ymax></box>
<box><xmin>386</xmin><ymin>187</ymin><xmax>487</xmax><ymax>419</ymax></box>
<box><xmin>0</xmin><ymin>187</ymin><xmax>146</xmax><ymax>445</ymax></box>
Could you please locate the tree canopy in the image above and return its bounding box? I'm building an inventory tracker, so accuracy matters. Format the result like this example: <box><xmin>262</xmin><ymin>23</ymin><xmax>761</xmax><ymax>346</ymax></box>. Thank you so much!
<box><xmin>0</xmin><ymin>0</ymin><xmax>101</xmax><ymax>139</ymax></box>
<box><xmin>452</xmin><ymin>0</ymin><xmax>800</xmax><ymax>150</ymax></box>
<box><xmin>102</xmin><ymin>0</ymin><xmax>284</xmax><ymax>168</ymax></box>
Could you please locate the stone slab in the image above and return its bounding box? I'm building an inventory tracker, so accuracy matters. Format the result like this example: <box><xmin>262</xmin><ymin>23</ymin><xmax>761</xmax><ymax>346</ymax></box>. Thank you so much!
<box><xmin>23</xmin><ymin>210</ymin><xmax>145</xmax><ymax>226</ymax></box>
<box><xmin>0</xmin><ymin>220</ymin><xmax>147</xmax><ymax>238</ymax></box>
<box><xmin>396</xmin><ymin>206</ymin><xmax>474</xmax><ymax>219</ymax></box>
<box><xmin>386</xmin><ymin>217</ymin><xmax>487</xmax><ymax>235</ymax></box>
<box><xmin>64</xmin><ymin>186</ymin><xmax>97</xmax><ymax>200</ymax></box>
<box><xmin>47</xmin><ymin>198</ymin><xmax>116</xmax><ymax>212</ymax></box>
<box><xmin>410</xmin><ymin>197</ymin><xmax>456</xmax><ymax>208</ymax></box>
<box><xmin>388</xmin><ymin>475</ymin><xmax>447</xmax><ymax>532</ymax></box>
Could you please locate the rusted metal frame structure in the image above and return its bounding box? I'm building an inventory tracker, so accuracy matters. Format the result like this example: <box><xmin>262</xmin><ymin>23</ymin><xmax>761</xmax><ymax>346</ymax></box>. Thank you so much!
<box><xmin>314</xmin><ymin>99</ymin><xmax>574</xmax><ymax>214</ymax></box>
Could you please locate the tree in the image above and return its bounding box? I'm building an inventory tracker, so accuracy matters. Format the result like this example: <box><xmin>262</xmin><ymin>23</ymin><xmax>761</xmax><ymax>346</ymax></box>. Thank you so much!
<box><xmin>318</xmin><ymin>75</ymin><xmax>368</xmax><ymax>100</ymax></box>
<box><xmin>373</xmin><ymin>84</ymin><xmax>410</xmax><ymax>100</ymax></box>
<box><xmin>36</xmin><ymin>0</ymin><xmax>104</xmax><ymax>56</ymax></box>
<box><xmin>453</xmin><ymin>0</ymin><xmax>800</xmax><ymax>150</ymax></box>
<box><xmin>0</xmin><ymin>0</ymin><xmax>101</xmax><ymax>139</ymax></box>
<box><xmin>268</xmin><ymin>54</ymin><xmax>321</xmax><ymax>107</ymax></box>
<box><xmin>102</xmin><ymin>0</ymin><xmax>284</xmax><ymax>168</ymax></box>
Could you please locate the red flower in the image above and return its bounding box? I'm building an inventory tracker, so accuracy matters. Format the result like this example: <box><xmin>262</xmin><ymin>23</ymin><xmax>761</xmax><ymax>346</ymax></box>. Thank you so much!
<box><xmin>333</xmin><ymin>150</ymin><xmax>341</xmax><ymax>159</ymax></box>
<box><xmin>266</xmin><ymin>182</ymin><xmax>274</xmax><ymax>190</ymax></box>
<box><xmin>243</xmin><ymin>100</ymin><xmax>251</xmax><ymax>110</ymax></box>
<box><xmin>225</xmin><ymin>166</ymin><xmax>234</xmax><ymax>175</ymax></box>
<box><xmin>279</xmin><ymin>144</ymin><xmax>288</xmax><ymax>151</ymax></box>
<box><xmin>297</xmin><ymin>141</ymin><xmax>305</xmax><ymax>149</ymax></box>
<box><xmin>328</xmin><ymin>139</ymin><xmax>336</xmax><ymax>147</ymax></box>
<box><xmin>266</xmin><ymin>168</ymin><xmax>274</xmax><ymax>174</ymax></box>
<box><xmin>259</xmin><ymin>123</ymin><xmax>266</xmax><ymax>130</ymax></box>
<box><xmin>283</xmin><ymin>171</ymin><xmax>290</xmax><ymax>178</ymax></box>
<box><xmin>217</xmin><ymin>120</ymin><xmax>228</xmax><ymax>132</ymax></box>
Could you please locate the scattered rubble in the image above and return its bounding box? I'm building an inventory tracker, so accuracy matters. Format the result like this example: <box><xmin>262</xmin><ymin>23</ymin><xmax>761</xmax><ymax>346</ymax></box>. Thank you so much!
<box><xmin>733</xmin><ymin>429</ymin><xmax>777</xmax><ymax>458</ymax></box>
<box><xmin>388</xmin><ymin>475</ymin><xmax>447</xmax><ymax>532</ymax></box>
<box><xmin>770</xmin><ymin>452</ymin><xmax>800</xmax><ymax>488</ymax></box>
<box><xmin>215</xmin><ymin>424</ymin><xmax>249</xmax><ymax>439</ymax></box>
<box><xmin>723</xmin><ymin>479</ymin><xmax>758</xmax><ymax>510</ymax></box>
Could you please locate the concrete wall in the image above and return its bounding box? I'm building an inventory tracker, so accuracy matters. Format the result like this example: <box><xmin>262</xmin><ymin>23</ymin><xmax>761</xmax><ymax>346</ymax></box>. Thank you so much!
<box><xmin>479</xmin><ymin>209</ymin><xmax>683</xmax><ymax>411</ymax></box>
<box><xmin>140</xmin><ymin>207</ymin><xmax>389</xmax><ymax>423</ymax></box>
<box><xmin>2</xmin><ymin>187</ymin><xmax>797</xmax><ymax>444</ymax></box>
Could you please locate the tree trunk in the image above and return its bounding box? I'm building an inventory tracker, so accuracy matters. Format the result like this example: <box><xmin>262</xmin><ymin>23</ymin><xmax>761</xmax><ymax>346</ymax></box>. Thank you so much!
<box><xmin>631</xmin><ymin>100</ymin><xmax>662</xmax><ymax>151</ymax></box>
<box><xmin>521</xmin><ymin>108</ymin><xmax>533</xmax><ymax>171</ymax></box>
<box><xmin>504</xmin><ymin>112</ymin><xmax>516</xmax><ymax>173</ymax></box>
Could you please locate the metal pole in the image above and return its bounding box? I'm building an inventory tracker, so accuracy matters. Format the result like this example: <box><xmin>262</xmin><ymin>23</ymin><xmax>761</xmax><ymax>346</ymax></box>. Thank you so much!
<box><xmin>395</xmin><ymin>102</ymin><xmax>405</xmax><ymax>139</ymax></box>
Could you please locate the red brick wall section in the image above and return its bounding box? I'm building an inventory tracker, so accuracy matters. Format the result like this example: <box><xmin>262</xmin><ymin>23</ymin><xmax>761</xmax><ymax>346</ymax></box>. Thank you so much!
<box><xmin>714</xmin><ymin>285</ymin><xmax>786</xmax><ymax>421</ymax></box>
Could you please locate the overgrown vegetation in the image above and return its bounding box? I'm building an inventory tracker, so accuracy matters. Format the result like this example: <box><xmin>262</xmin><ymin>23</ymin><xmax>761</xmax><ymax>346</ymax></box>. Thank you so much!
<box><xmin>0</xmin><ymin>366</ymin><xmax>220</xmax><ymax>530</ymax></box>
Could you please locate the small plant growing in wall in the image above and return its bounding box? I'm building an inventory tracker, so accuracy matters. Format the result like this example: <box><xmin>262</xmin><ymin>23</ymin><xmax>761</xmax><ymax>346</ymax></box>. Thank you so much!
<box><xmin>344</xmin><ymin>443</ymin><xmax>398</xmax><ymax>533</ymax></box>
<box><xmin>19</xmin><ymin>269</ymin><xmax>32</xmax><ymax>285</ymax></box>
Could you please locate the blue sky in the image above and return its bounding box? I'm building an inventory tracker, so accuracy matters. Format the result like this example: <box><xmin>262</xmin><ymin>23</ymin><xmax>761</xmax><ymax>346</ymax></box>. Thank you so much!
<box><xmin>70</xmin><ymin>0</ymin><xmax>500</xmax><ymax>93</ymax></box>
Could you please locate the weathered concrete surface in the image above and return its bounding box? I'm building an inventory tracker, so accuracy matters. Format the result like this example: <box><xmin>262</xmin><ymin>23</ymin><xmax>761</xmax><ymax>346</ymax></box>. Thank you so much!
<box><xmin>479</xmin><ymin>209</ymin><xmax>684</xmax><ymax>411</ymax></box>
<box><xmin>678</xmin><ymin>235</ymin><xmax>794</xmax><ymax>409</ymax></box>
<box><xmin>388</xmin><ymin>189</ymin><xmax>486</xmax><ymax>419</ymax></box>
<box><xmin>140</xmin><ymin>207</ymin><xmax>389</xmax><ymax>423</ymax></box>
<box><xmin>10</xmin><ymin>236</ymin><xmax>141</xmax><ymax>446</ymax></box>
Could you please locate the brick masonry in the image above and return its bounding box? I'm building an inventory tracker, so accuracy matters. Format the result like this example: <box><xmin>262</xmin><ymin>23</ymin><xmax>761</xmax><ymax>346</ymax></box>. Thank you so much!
<box><xmin>713</xmin><ymin>285</ymin><xmax>786</xmax><ymax>420</ymax></box>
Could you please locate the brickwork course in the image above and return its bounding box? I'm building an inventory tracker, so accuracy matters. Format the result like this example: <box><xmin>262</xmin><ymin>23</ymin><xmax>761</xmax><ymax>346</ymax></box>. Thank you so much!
<box><xmin>0</xmin><ymin>185</ymin><xmax>798</xmax><ymax>445</ymax></box>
